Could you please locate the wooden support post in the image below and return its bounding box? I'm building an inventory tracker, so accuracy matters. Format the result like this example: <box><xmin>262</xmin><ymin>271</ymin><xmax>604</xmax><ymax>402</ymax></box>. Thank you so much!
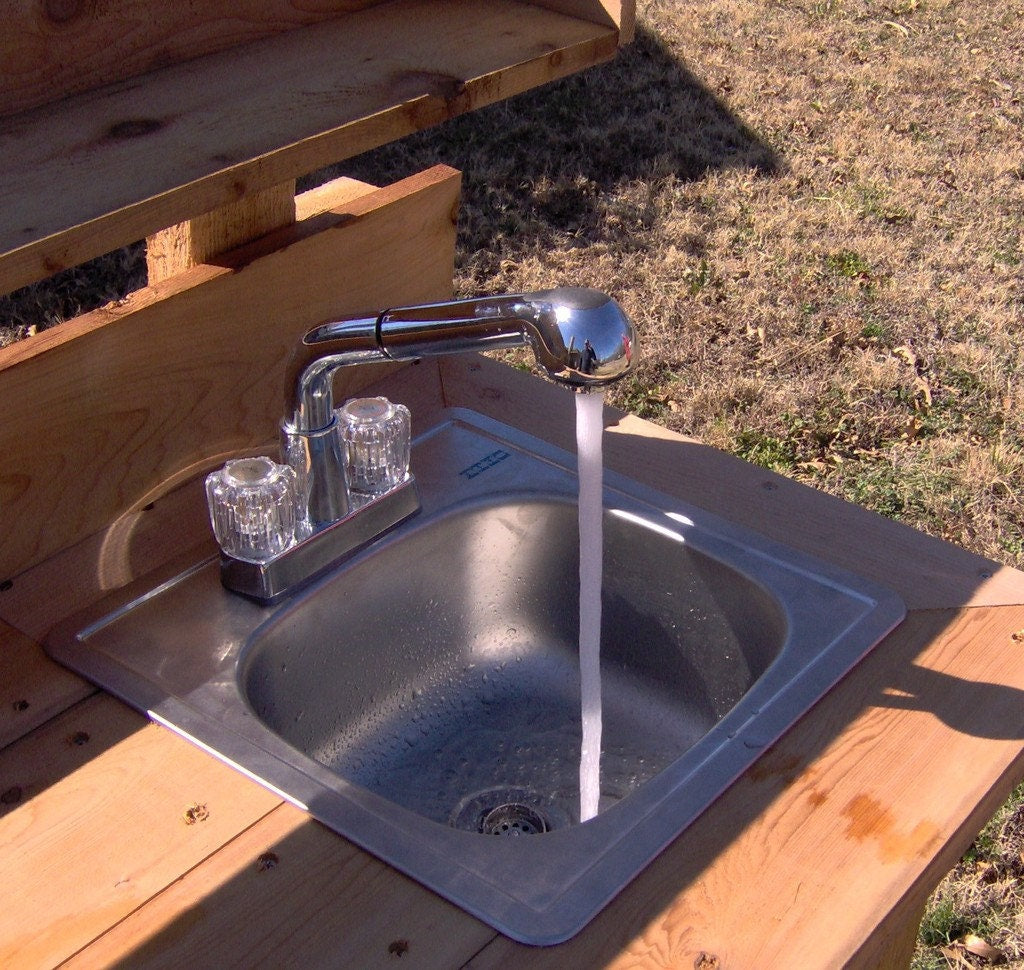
<box><xmin>145</xmin><ymin>181</ymin><xmax>297</xmax><ymax>283</ymax></box>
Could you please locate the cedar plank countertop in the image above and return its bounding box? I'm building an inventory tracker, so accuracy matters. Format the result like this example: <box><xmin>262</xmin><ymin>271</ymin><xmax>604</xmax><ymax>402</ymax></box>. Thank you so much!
<box><xmin>3</xmin><ymin>355</ymin><xmax>1024</xmax><ymax>969</ymax></box>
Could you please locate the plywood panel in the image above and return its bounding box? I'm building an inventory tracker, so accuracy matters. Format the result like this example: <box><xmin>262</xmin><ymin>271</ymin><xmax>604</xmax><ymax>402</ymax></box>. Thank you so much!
<box><xmin>0</xmin><ymin>165</ymin><xmax>460</xmax><ymax>580</ymax></box>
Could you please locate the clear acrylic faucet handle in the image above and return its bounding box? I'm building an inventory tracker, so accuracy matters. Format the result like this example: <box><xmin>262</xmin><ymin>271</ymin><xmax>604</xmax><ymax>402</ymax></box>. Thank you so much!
<box><xmin>205</xmin><ymin>457</ymin><xmax>298</xmax><ymax>563</ymax></box>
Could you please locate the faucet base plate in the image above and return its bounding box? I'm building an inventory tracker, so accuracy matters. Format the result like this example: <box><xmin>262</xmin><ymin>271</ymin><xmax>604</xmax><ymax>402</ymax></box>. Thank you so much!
<box><xmin>220</xmin><ymin>474</ymin><xmax>420</xmax><ymax>604</ymax></box>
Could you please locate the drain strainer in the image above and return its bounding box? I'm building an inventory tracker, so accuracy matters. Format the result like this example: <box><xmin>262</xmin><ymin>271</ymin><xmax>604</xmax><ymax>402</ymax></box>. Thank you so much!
<box><xmin>480</xmin><ymin>802</ymin><xmax>548</xmax><ymax>836</ymax></box>
<box><xmin>449</xmin><ymin>786</ymin><xmax>570</xmax><ymax>835</ymax></box>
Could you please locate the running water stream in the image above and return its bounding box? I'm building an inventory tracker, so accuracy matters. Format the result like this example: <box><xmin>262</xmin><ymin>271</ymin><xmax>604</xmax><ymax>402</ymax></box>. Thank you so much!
<box><xmin>576</xmin><ymin>389</ymin><xmax>604</xmax><ymax>822</ymax></box>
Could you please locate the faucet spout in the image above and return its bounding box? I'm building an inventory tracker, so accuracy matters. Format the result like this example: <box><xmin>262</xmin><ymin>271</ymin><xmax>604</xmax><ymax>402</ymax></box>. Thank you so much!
<box><xmin>282</xmin><ymin>287</ymin><xmax>636</xmax><ymax>528</ymax></box>
<box><xmin>376</xmin><ymin>286</ymin><xmax>635</xmax><ymax>387</ymax></box>
<box><xmin>286</xmin><ymin>287</ymin><xmax>635</xmax><ymax>430</ymax></box>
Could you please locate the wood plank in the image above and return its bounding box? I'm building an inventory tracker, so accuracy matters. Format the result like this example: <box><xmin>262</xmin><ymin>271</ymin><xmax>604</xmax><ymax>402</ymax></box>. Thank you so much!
<box><xmin>846</xmin><ymin>893</ymin><xmax>928</xmax><ymax>969</ymax></box>
<box><xmin>0</xmin><ymin>620</ymin><xmax>91</xmax><ymax>750</ymax></box>
<box><xmin>146</xmin><ymin>180</ymin><xmax>297</xmax><ymax>284</ymax></box>
<box><xmin>0</xmin><ymin>165</ymin><xmax>460</xmax><ymax>581</ymax></box>
<box><xmin>437</xmin><ymin>354</ymin><xmax>1024</xmax><ymax>611</ymax></box>
<box><xmin>0</xmin><ymin>0</ymin><xmax>385</xmax><ymax>118</ymax></box>
<box><xmin>0</xmin><ymin>0</ymin><xmax>618</xmax><ymax>296</ymax></box>
<box><xmin>0</xmin><ymin>692</ymin><xmax>282</xmax><ymax>969</ymax></box>
<box><xmin>294</xmin><ymin>175</ymin><xmax>377</xmax><ymax>222</ymax></box>
<box><xmin>529</xmin><ymin>0</ymin><xmax>635</xmax><ymax>42</ymax></box>
<box><xmin>466</xmin><ymin>606</ymin><xmax>1024</xmax><ymax>968</ymax></box>
<box><xmin>65</xmin><ymin>803</ymin><xmax>497</xmax><ymax>969</ymax></box>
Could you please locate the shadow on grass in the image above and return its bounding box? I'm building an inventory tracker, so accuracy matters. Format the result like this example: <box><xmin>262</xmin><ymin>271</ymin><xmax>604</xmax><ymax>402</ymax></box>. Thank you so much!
<box><xmin>311</xmin><ymin>23</ymin><xmax>782</xmax><ymax>269</ymax></box>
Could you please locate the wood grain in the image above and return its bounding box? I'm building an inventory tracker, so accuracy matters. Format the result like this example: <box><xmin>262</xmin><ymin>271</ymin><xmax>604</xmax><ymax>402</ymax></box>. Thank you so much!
<box><xmin>0</xmin><ymin>0</ymin><xmax>385</xmax><ymax>118</ymax></box>
<box><xmin>0</xmin><ymin>620</ymin><xmax>91</xmax><ymax>750</ymax></box>
<box><xmin>0</xmin><ymin>165</ymin><xmax>460</xmax><ymax>581</ymax></box>
<box><xmin>146</xmin><ymin>180</ymin><xmax>297</xmax><ymax>284</ymax></box>
<box><xmin>65</xmin><ymin>803</ymin><xmax>497</xmax><ymax>969</ymax></box>
<box><xmin>0</xmin><ymin>0</ymin><xmax>619</xmax><ymax>296</ymax></box>
<box><xmin>530</xmin><ymin>0</ymin><xmax>635</xmax><ymax>42</ymax></box>
<box><xmin>0</xmin><ymin>693</ymin><xmax>282</xmax><ymax>969</ymax></box>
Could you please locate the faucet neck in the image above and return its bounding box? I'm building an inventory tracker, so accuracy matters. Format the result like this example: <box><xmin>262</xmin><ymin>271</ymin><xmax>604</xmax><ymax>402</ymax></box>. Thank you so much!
<box><xmin>283</xmin><ymin>317</ymin><xmax>383</xmax><ymax>432</ymax></box>
<box><xmin>283</xmin><ymin>298</ymin><xmax>536</xmax><ymax>433</ymax></box>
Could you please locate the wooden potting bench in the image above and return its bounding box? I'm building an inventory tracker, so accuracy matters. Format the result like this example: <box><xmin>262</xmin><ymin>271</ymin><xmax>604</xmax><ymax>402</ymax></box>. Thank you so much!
<box><xmin>3</xmin><ymin>3</ymin><xmax>1024</xmax><ymax>966</ymax></box>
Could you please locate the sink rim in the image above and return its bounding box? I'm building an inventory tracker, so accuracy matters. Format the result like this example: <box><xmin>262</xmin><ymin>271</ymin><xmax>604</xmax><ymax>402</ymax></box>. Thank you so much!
<box><xmin>44</xmin><ymin>407</ymin><xmax>906</xmax><ymax>945</ymax></box>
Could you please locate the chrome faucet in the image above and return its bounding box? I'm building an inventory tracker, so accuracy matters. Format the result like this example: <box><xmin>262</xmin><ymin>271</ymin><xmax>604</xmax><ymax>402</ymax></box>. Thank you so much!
<box><xmin>214</xmin><ymin>287</ymin><xmax>636</xmax><ymax>603</ymax></box>
<box><xmin>282</xmin><ymin>287</ymin><xmax>636</xmax><ymax>529</ymax></box>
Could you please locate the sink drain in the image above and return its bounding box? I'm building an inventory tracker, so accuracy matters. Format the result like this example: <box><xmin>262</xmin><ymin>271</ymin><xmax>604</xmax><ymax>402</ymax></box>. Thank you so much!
<box><xmin>480</xmin><ymin>802</ymin><xmax>548</xmax><ymax>836</ymax></box>
<box><xmin>449</xmin><ymin>787</ymin><xmax>569</xmax><ymax>835</ymax></box>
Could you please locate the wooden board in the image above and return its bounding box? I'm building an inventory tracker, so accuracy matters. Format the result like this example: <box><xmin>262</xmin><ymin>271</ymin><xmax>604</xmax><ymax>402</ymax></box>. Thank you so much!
<box><xmin>0</xmin><ymin>0</ymin><xmax>620</xmax><ymax>296</ymax></box>
<box><xmin>0</xmin><ymin>693</ymin><xmax>282</xmax><ymax>969</ymax></box>
<box><xmin>63</xmin><ymin>804</ymin><xmax>497</xmax><ymax>969</ymax></box>
<box><xmin>530</xmin><ymin>0</ymin><xmax>635</xmax><ymax>42</ymax></box>
<box><xmin>0</xmin><ymin>620</ymin><xmax>91</xmax><ymax>750</ymax></box>
<box><xmin>146</xmin><ymin>180</ymin><xmax>297</xmax><ymax>284</ymax></box>
<box><xmin>0</xmin><ymin>0</ymin><xmax>385</xmax><ymax>118</ymax></box>
<box><xmin>0</xmin><ymin>165</ymin><xmax>460</xmax><ymax>582</ymax></box>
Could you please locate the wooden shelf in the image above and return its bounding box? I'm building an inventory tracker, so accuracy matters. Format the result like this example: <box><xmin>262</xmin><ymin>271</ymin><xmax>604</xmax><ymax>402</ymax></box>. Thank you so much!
<box><xmin>0</xmin><ymin>0</ymin><xmax>620</xmax><ymax>297</ymax></box>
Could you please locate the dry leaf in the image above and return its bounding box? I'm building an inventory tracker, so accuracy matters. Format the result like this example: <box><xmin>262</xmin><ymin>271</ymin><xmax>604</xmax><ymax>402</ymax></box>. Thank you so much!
<box><xmin>882</xmin><ymin>19</ymin><xmax>911</xmax><ymax>37</ymax></box>
<box><xmin>1010</xmin><ymin>629</ymin><xmax>1024</xmax><ymax>644</ymax></box>
<box><xmin>893</xmin><ymin>344</ymin><xmax>918</xmax><ymax>368</ymax></box>
<box><xmin>939</xmin><ymin>944</ymin><xmax>971</xmax><ymax>968</ymax></box>
<box><xmin>963</xmin><ymin>933</ymin><xmax>1006</xmax><ymax>963</ymax></box>
<box><xmin>913</xmin><ymin>375</ymin><xmax>933</xmax><ymax>410</ymax></box>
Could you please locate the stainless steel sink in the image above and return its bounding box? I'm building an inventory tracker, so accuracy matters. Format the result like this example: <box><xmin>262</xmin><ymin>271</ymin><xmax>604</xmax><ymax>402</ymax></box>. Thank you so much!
<box><xmin>46</xmin><ymin>408</ymin><xmax>904</xmax><ymax>944</ymax></box>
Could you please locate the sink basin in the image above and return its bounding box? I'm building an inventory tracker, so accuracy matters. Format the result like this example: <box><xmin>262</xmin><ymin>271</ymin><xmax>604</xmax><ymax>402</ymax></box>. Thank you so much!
<box><xmin>243</xmin><ymin>494</ymin><xmax>787</xmax><ymax>828</ymax></box>
<box><xmin>47</xmin><ymin>408</ymin><xmax>904</xmax><ymax>944</ymax></box>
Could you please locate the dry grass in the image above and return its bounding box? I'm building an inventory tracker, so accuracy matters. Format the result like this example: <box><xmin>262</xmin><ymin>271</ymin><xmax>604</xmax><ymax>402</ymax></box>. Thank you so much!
<box><xmin>315</xmin><ymin>0</ymin><xmax>1024</xmax><ymax>572</ymax></box>
<box><xmin>2</xmin><ymin>0</ymin><xmax>1023</xmax><ymax>962</ymax></box>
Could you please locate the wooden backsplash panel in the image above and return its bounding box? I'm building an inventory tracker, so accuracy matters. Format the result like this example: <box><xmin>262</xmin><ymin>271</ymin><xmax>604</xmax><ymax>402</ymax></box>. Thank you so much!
<box><xmin>0</xmin><ymin>165</ymin><xmax>460</xmax><ymax>581</ymax></box>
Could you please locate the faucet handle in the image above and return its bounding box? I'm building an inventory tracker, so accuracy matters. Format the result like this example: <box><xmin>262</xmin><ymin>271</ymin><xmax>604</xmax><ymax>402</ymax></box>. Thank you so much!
<box><xmin>205</xmin><ymin>457</ymin><xmax>299</xmax><ymax>563</ymax></box>
<box><xmin>337</xmin><ymin>397</ymin><xmax>411</xmax><ymax>500</ymax></box>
